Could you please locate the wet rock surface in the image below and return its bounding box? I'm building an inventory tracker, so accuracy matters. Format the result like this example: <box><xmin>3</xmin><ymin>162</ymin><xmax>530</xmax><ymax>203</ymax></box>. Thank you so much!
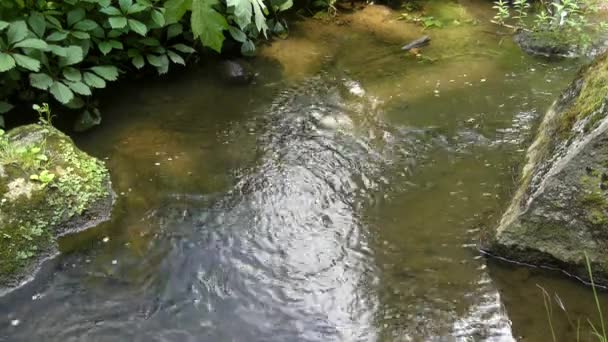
<box><xmin>0</xmin><ymin>125</ymin><xmax>113</xmax><ymax>295</ymax></box>
<box><xmin>484</xmin><ymin>53</ymin><xmax>608</xmax><ymax>284</ymax></box>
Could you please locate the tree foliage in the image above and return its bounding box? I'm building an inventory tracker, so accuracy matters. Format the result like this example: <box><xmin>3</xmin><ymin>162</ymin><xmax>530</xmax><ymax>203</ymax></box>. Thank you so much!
<box><xmin>0</xmin><ymin>0</ymin><xmax>292</xmax><ymax>129</ymax></box>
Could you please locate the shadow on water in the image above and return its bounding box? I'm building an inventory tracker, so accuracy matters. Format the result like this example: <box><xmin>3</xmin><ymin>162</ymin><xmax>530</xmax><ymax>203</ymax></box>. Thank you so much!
<box><xmin>2</xmin><ymin>0</ymin><xmax>608</xmax><ymax>341</ymax></box>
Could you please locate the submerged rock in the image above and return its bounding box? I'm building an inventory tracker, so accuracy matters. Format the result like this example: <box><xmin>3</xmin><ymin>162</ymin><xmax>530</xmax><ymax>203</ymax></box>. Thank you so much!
<box><xmin>483</xmin><ymin>53</ymin><xmax>608</xmax><ymax>284</ymax></box>
<box><xmin>515</xmin><ymin>30</ymin><xmax>608</xmax><ymax>59</ymax></box>
<box><xmin>0</xmin><ymin>124</ymin><xmax>113</xmax><ymax>294</ymax></box>
<box><xmin>219</xmin><ymin>59</ymin><xmax>255</xmax><ymax>85</ymax></box>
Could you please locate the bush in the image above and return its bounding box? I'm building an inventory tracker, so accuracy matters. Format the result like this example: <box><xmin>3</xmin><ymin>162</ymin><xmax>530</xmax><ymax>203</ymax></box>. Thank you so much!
<box><xmin>0</xmin><ymin>0</ymin><xmax>292</xmax><ymax>129</ymax></box>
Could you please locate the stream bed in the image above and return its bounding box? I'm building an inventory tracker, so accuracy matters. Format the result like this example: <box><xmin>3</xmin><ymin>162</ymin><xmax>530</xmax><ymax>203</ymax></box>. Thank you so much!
<box><xmin>1</xmin><ymin>1</ymin><xmax>606</xmax><ymax>341</ymax></box>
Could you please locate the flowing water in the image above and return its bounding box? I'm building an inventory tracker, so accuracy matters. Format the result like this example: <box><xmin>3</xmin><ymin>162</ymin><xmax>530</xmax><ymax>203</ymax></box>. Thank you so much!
<box><xmin>1</xmin><ymin>1</ymin><xmax>607</xmax><ymax>341</ymax></box>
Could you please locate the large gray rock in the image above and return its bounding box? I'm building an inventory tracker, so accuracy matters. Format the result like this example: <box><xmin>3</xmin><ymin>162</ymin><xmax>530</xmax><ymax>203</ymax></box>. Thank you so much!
<box><xmin>483</xmin><ymin>53</ymin><xmax>608</xmax><ymax>284</ymax></box>
<box><xmin>0</xmin><ymin>124</ymin><xmax>113</xmax><ymax>294</ymax></box>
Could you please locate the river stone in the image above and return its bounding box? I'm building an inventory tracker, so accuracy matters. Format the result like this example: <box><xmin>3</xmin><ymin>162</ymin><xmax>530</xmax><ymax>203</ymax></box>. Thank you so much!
<box><xmin>483</xmin><ymin>53</ymin><xmax>608</xmax><ymax>285</ymax></box>
<box><xmin>0</xmin><ymin>124</ymin><xmax>113</xmax><ymax>294</ymax></box>
<box><xmin>515</xmin><ymin>30</ymin><xmax>608</xmax><ymax>59</ymax></box>
<box><xmin>219</xmin><ymin>59</ymin><xmax>254</xmax><ymax>85</ymax></box>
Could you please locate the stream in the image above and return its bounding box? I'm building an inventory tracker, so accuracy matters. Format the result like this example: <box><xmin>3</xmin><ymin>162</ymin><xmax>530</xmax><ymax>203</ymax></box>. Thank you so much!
<box><xmin>1</xmin><ymin>0</ymin><xmax>607</xmax><ymax>341</ymax></box>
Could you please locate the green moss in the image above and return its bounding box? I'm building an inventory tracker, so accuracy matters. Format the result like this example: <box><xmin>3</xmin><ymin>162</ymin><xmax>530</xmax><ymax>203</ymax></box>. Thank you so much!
<box><xmin>559</xmin><ymin>53</ymin><xmax>608</xmax><ymax>136</ymax></box>
<box><xmin>580</xmin><ymin>173</ymin><xmax>608</xmax><ymax>226</ymax></box>
<box><xmin>0</xmin><ymin>125</ymin><xmax>110</xmax><ymax>281</ymax></box>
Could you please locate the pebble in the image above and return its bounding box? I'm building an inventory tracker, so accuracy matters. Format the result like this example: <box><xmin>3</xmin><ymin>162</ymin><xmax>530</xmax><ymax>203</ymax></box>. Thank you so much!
<box><xmin>154</xmin><ymin>162</ymin><xmax>161</xmax><ymax>166</ymax></box>
<box><xmin>10</xmin><ymin>319</ymin><xmax>19</xmax><ymax>326</ymax></box>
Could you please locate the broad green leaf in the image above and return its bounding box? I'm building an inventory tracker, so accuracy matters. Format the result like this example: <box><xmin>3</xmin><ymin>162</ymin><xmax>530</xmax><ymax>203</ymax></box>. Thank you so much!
<box><xmin>271</xmin><ymin>0</ymin><xmax>293</xmax><ymax>11</ymax></box>
<box><xmin>164</xmin><ymin>0</ymin><xmax>192</xmax><ymax>24</ymax></box>
<box><xmin>28</xmin><ymin>12</ymin><xmax>46</xmax><ymax>37</ymax></box>
<box><xmin>128</xmin><ymin>3</ymin><xmax>148</xmax><ymax>14</ymax></box>
<box><xmin>252</xmin><ymin>0</ymin><xmax>268</xmax><ymax>36</ymax></box>
<box><xmin>152</xmin><ymin>46</ymin><xmax>166</xmax><ymax>54</ymax></box>
<box><xmin>50</xmin><ymin>81</ymin><xmax>74</xmax><ymax>104</ymax></box>
<box><xmin>109</xmin><ymin>40</ymin><xmax>123</xmax><ymax>49</ymax></box>
<box><xmin>98</xmin><ymin>41</ymin><xmax>113</xmax><ymax>55</ymax></box>
<box><xmin>108</xmin><ymin>29</ymin><xmax>124</xmax><ymax>38</ymax></box>
<box><xmin>59</xmin><ymin>46</ymin><xmax>84</xmax><ymax>67</ymax></box>
<box><xmin>119</xmin><ymin>0</ymin><xmax>133</xmax><ymax>13</ymax></box>
<box><xmin>167</xmin><ymin>50</ymin><xmax>185</xmax><ymax>65</ymax></box>
<box><xmin>0</xmin><ymin>101</ymin><xmax>14</xmax><ymax>114</ymax></box>
<box><xmin>67</xmin><ymin>81</ymin><xmax>92</xmax><ymax>95</ymax></box>
<box><xmin>8</xmin><ymin>21</ymin><xmax>28</xmax><ymax>45</ymax></box>
<box><xmin>191</xmin><ymin>0</ymin><xmax>228</xmax><ymax>52</ymax></box>
<box><xmin>48</xmin><ymin>44</ymin><xmax>67</xmax><ymax>57</ymax></box>
<box><xmin>100</xmin><ymin>6</ymin><xmax>122</xmax><ymax>16</ymax></box>
<box><xmin>91</xmin><ymin>66</ymin><xmax>119</xmax><ymax>81</ymax></box>
<box><xmin>83</xmin><ymin>72</ymin><xmax>106</xmax><ymax>88</ymax></box>
<box><xmin>151</xmin><ymin>9</ymin><xmax>166</xmax><ymax>27</ymax></box>
<box><xmin>30</xmin><ymin>73</ymin><xmax>54</xmax><ymax>90</ymax></box>
<box><xmin>241</xmin><ymin>39</ymin><xmax>256</xmax><ymax>56</ymax></box>
<box><xmin>73</xmin><ymin>19</ymin><xmax>99</xmax><ymax>31</ymax></box>
<box><xmin>67</xmin><ymin>8</ymin><xmax>86</xmax><ymax>27</ymax></box>
<box><xmin>171</xmin><ymin>43</ymin><xmax>196</xmax><ymax>53</ymax></box>
<box><xmin>14</xmin><ymin>38</ymin><xmax>48</xmax><ymax>50</ymax></box>
<box><xmin>74</xmin><ymin>109</ymin><xmax>101</xmax><ymax>132</ymax></box>
<box><xmin>97</xmin><ymin>0</ymin><xmax>112</xmax><ymax>7</ymax></box>
<box><xmin>109</xmin><ymin>16</ymin><xmax>128</xmax><ymax>29</ymax></box>
<box><xmin>0</xmin><ymin>21</ymin><xmax>9</xmax><ymax>31</ymax></box>
<box><xmin>228</xmin><ymin>26</ymin><xmax>247</xmax><ymax>43</ymax></box>
<box><xmin>71</xmin><ymin>30</ymin><xmax>90</xmax><ymax>39</ymax></box>
<box><xmin>128</xmin><ymin>19</ymin><xmax>147</xmax><ymax>36</ymax></box>
<box><xmin>167</xmin><ymin>23</ymin><xmax>183</xmax><ymax>39</ymax></box>
<box><xmin>132</xmin><ymin>54</ymin><xmax>144</xmax><ymax>69</ymax></box>
<box><xmin>226</xmin><ymin>0</ymin><xmax>252</xmax><ymax>29</ymax></box>
<box><xmin>156</xmin><ymin>54</ymin><xmax>169</xmax><ymax>74</ymax></box>
<box><xmin>141</xmin><ymin>37</ymin><xmax>160</xmax><ymax>46</ymax></box>
<box><xmin>13</xmin><ymin>54</ymin><xmax>40</xmax><ymax>71</ymax></box>
<box><xmin>46</xmin><ymin>31</ymin><xmax>69</xmax><ymax>41</ymax></box>
<box><xmin>63</xmin><ymin>67</ymin><xmax>82</xmax><ymax>82</ymax></box>
<box><xmin>65</xmin><ymin>96</ymin><xmax>85</xmax><ymax>109</ymax></box>
<box><xmin>146</xmin><ymin>54</ymin><xmax>162</xmax><ymax>67</ymax></box>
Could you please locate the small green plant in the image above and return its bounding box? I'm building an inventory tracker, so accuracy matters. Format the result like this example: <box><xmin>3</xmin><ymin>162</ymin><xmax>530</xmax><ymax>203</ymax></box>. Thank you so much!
<box><xmin>33</xmin><ymin>103</ymin><xmax>53</xmax><ymax>126</ymax></box>
<box><xmin>29</xmin><ymin>169</ymin><xmax>55</xmax><ymax>188</ymax></box>
<box><xmin>513</xmin><ymin>0</ymin><xmax>530</xmax><ymax>25</ymax></box>
<box><xmin>492</xmin><ymin>0</ymin><xmax>510</xmax><ymax>26</ymax></box>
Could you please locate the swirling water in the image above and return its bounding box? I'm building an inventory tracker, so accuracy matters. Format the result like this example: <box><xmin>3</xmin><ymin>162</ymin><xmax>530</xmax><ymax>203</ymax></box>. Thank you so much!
<box><xmin>1</xmin><ymin>1</ymin><xmax>607</xmax><ymax>341</ymax></box>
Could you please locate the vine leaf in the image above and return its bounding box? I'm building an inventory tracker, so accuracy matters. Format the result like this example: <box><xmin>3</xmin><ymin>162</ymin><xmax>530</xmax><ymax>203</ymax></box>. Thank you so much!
<box><xmin>191</xmin><ymin>0</ymin><xmax>228</xmax><ymax>53</ymax></box>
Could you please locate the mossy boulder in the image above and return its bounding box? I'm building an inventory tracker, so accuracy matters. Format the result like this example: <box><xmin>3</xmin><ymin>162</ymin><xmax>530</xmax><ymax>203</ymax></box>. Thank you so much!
<box><xmin>0</xmin><ymin>124</ymin><xmax>113</xmax><ymax>294</ymax></box>
<box><xmin>483</xmin><ymin>52</ymin><xmax>608</xmax><ymax>284</ymax></box>
<box><xmin>514</xmin><ymin>30</ymin><xmax>608</xmax><ymax>59</ymax></box>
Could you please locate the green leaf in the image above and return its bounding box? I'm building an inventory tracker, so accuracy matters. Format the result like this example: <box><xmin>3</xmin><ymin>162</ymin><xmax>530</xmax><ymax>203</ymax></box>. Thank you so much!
<box><xmin>273</xmin><ymin>0</ymin><xmax>293</xmax><ymax>11</ymax></box>
<box><xmin>74</xmin><ymin>109</ymin><xmax>101</xmax><ymax>132</ymax></box>
<box><xmin>100</xmin><ymin>6</ymin><xmax>122</xmax><ymax>16</ymax></box>
<box><xmin>46</xmin><ymin>31</ymin><xmax>68</xmax><ymax>41</ymax></box>
<box><xmin>167</xmin><ymin>23</ymin><xmax>183</xmax><ymax>39</ymax></box>
<box><xmin>59</xmin><ymin>46</ymin><xmax>84</xmax><ymax>66</ymax></box>
<box><xmin>128</xmin><ymin>3</ymin><xmax>148</xmax><ymax>14</ymax></box>
<box><xmin>14</xmin><ymin>38</ymin><xmax>48</xmax><ymax>50</ymax></box>
<box><xmin>132</xmin><ymin>54</ymin><xmax>145</xmax><ymax>69</ymax></box>
<box><xmin>228</xmin><ymin>26</ymin><xmax>247</xmax><ymax>43</ymax></box>
<box><xmin>71</xmin><ymin>30</ymin><xmax>90</xmax><ymax>40</ymax></box>
<box><xmin>30</xmin><ymin>73</ymin><xmax>54</xmax><ymax>90</ymax></box>
<box><xmin>146</xmin><ymin>54</ymin><xmax>162</xmax><ymax>67</ymax></box>
<box><xmin>98</xmin><ymin>41</ymin><xmax>113</xmax><ymax>55</ymax></box>
<box><xmin>63</xmin><ymin>67</ymin><xmax>82</xmax><ymax>82</ymax></box>
<box><xmin>171</xmin><ymin>43</ymin><xmax>195</xmax><ymax>53</ymax></box>
<box><xmin>50</xmin><ymin>81</ymin><xmax>74</xmax><ymax>104</ymax></box>
<box><xmin>45</xmin><ymin>15</ymin><xmax>62</xmax><ymax>29</ymax></box>
<box><xmin>252</xmin><ymin>0</ymin><xmax>269</xmax><ymax>37</ymax></box>
<box><xmin>73</xmin><ymin>19</ymin><xmax>98</xmax><ymax>31</ymax></box>
<box><xmin>8</xmin><ymin>21</ymin><xmax>28</xmax><ymax>45</ymax></box>
<box><xmin>0</xmin><ymin>101</ymin><xmax>14</xmax><ymax>114</ymax></box>
<box><xmin>191</xmin><ymin>0</ymin><xmax>228</xmax><ymax>52</ymax></box>
<box><xmin>67</xmin><ymin>8</ymin><xmax>86</xmax><ymax>27</ymax></box>
<box><xmin>167</xmin><ymin>50</ymin><xmax>185</xmax><ymax>65</ymax></box>
<box><xmin>91</xmin><ymin>66</ymin><xmax>119</xmax><ymax>81</ymax></box>
<box><xmin>119</xmin><ymin>0</ymin><xmax>133</xmax><ymax>13</ymax></box>
<box><xmin>67</xmin><ymin>81</ymin><xmax>92</xmax><ymax>96</ymax></box>
<box><xmin>156</xmin><ymin>54</ymin><xmax>169</xmax><ymax>74</ymax></box>
<box><xmin>227</xmin><ymin>0</ymin><xmax>252</xmax><ymax>29</ymax></box>
<box><xmin>13</xmin><ymin>54</ymin><xmax>41</xmax><ymax>71</ymax></box>
<box><xmin>0</xmin><ymin>21</ymin><xmax>9</xmax><ymax>31</ymax></box>
<box><xmin>128</xmin><ymin>19</ymin><xmax>148</xmax><ymax>36</ymax></box>
<box><xmin>141</xmin><ymin>37</ymin><xmax>160</xmax><ymax>46</ymax></box>
<box><xmin>65</xmin><ymin>96</ymin><xmax>85</xmax><ymax>109</ymax></box>
<box><xmin>151</xmin><ymin>9</ymin><xmax>166</xmax><ymax>27</ymax></box>
<box><xmin>164</xmin><ymin>0</ymin><xmax>192</xmax><ymax>24</ymax></box>
<box><xmin>48</xmin><ymin>44</ymin><xmax>67</xmax><ymax>57</ymax></box>
<box><xmin>241</xmin><ymin>39</ymin><xmax>256</xmax><ymax>56</ymax></box>
<box><xmin>83</xmin><ymin>72</ymin><xmax>106</xmax><ymax>88</ymax></box>
<box><xmin>109</xmin><ymin>16</ymin><xmax>128</xmax><ymax>29</ymax></box>
<box><xmin>109</xmin><ymin>40</ymin><xmax>123</xmax><ymax>49</ymax></box>
<box><xmin>28</xmin><ymin>12</ymin><xmax>46</xmax><ymax>37</ymax></box>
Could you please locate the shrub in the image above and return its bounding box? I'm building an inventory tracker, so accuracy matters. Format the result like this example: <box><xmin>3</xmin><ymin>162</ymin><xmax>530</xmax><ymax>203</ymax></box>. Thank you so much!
<box><xmin>0</xmin><ymin>0</ymin><xmax>292</xmax><ymax>129</ymax></box>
